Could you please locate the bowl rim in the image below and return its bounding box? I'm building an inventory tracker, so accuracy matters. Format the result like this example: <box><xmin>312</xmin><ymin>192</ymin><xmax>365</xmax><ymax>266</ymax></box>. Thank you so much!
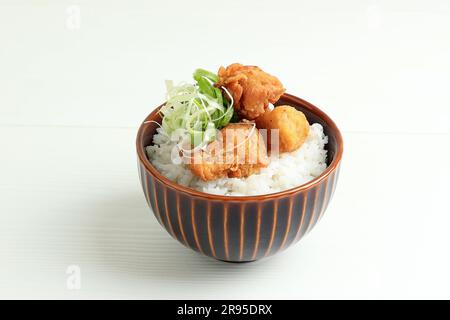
<box><xmin>136</xmin><ymin>93</ymin><xmax>343</xmax><ymax>201</ymax></box>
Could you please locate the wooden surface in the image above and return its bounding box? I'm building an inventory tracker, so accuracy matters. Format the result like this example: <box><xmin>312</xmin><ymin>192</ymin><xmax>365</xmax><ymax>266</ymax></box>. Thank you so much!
<box><xmin>1</xmin><ymin>0</ymin><xmax>450</xmax><ymax>299</ymax></box>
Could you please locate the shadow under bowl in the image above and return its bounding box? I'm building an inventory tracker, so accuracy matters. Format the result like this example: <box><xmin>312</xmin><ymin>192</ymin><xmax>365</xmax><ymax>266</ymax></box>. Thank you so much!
<box><xmin>136</xmin><ymin>93</ymin><xmax>343</xmax><ymax>262</ymax></box>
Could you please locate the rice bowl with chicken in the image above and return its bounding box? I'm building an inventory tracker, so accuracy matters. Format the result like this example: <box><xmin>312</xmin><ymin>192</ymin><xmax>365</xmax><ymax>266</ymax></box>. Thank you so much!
<box><xmin>145</xmin><ymin>63</ymin><xmax>329</xmax><ymax>196</ymax></box>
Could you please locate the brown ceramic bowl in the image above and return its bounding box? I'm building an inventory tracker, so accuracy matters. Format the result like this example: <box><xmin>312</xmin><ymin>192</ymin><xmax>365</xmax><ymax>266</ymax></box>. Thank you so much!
<box><xmin>136</xmin><ymin>93</ymin><xmax>343</xmax><ymax>262</ymax></box>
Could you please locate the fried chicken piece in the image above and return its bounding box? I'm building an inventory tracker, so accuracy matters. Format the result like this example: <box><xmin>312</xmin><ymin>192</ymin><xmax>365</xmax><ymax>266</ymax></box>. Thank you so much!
<box><xmin>188</xmin><ymin>123</ymin><xmax>269</xmax><ymax>181</ymax></box>
<box><xmin>217</xmin><ymin>63</ymin><xmax>285</xmax><ymax>120</ymax></box>
<box><xmin>256</xmin><ymin>105</ymin><xmax>309</xmax><ymax>153</ymax></box>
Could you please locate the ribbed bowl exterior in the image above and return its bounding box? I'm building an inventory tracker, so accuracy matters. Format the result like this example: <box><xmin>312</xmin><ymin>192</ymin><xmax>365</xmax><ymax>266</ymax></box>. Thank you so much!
<box><xmin>138</xmin><ymin>162</ymin><xmax>340</xmax><ymax>262</ymax></box>
<box><xmin>137</xmin><ymin>93</ymin><xmax>343</xmax><ymax>262</ymax></box>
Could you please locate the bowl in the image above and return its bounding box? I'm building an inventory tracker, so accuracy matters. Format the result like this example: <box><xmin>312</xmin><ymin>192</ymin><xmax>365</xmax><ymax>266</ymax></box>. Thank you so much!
<box><xmin>136</xmin><ymin>93</ymin><xmax>343</xmax><ymax>262</ymax></box>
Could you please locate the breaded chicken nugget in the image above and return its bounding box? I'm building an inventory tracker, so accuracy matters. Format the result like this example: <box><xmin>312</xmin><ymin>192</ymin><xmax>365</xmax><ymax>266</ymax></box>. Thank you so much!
<box><xmin>216</xmin><ymin>63</ymin><xmax>285</xmax><ymax>120</ymax></box>
<box><xmin>188</xmin><ymin>123</ymin><xmax>269</xmax><ymax>181</ymax></box>
<box><xmin>256</xmin><ymin>105</ymin><xmax>309</xmax><ymax>153</ymax></box>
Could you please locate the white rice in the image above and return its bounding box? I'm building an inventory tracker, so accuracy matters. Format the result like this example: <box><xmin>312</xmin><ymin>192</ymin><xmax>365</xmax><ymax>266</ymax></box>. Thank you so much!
<box><xmin>146</xmin><ymin>123</ymin><xmax>328</xmax><ymax>196</ymax></box>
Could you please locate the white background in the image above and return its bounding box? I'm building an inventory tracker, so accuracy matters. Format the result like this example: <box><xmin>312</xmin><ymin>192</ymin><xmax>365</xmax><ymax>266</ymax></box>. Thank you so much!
<box><xmin>1</xmin><ymin>0</ymin><xmax>449</xmax><ymax>299</ymax></box>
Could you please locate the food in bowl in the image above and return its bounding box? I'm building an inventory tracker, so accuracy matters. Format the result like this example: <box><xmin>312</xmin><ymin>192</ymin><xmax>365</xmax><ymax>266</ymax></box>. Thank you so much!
<box><xmin>145</xmin><ymin>63</ymin><xmax>328</xmax><ymax>196</ymax></box>
<box><xmin>137</xmin><ymin>76</ymin><xmax>343</xmax><ymax>262</ymax></box>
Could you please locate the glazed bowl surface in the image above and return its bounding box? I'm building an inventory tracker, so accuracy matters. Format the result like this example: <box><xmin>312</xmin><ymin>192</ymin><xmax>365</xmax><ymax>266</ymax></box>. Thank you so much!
<box><xmin>136</xmin><ymin>93</ymin><xmax>343</xmax><ymax>262</ymax></box>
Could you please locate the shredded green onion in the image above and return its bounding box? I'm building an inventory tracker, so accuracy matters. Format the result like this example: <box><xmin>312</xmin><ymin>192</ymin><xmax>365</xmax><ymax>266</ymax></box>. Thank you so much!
<box><xmin>158</xmin><ymin>69</ymin><xmax>234</xmax><ymax>148</ymax></box>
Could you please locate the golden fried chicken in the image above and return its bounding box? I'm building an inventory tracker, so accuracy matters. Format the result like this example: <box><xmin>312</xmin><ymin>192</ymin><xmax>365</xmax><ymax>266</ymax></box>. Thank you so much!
<box><xmin>188</xmin><ymin>123</ymin><xmax>270</xmax><ymax>181</ymax></box>
<box><xmin>256</xmin><ymin>105</ymin><xmax>309</xmax><ymax>153</ymax></box>
<box><xmin>216</xmin><ymin>63</ymin><xmax>285</xmax><ymax>120</ymax></box>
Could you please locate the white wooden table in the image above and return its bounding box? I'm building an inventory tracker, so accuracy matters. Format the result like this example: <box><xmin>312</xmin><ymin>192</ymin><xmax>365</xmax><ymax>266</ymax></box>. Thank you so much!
<box><xmin>1</xmin><ymin>0</ymin><xmax>449</xmax><ymax>299</ymax></box>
